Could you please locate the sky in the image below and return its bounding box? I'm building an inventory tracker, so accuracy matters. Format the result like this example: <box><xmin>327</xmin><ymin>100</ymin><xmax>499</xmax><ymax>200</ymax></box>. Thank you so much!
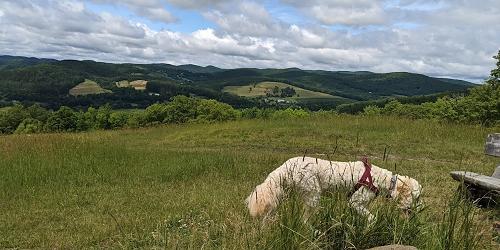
<box><xmin>0</xmin><ymin>0</ymin><xmax>499</xmax><ymax>82</ymax></box>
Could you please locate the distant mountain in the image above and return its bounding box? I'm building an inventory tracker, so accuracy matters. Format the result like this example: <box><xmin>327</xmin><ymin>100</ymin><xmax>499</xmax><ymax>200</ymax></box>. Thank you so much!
<box><xmin>0</xmin><ymin>55</ymin><xmax>476</xmax><ymax>109</ymax></box>
<box><xmin>176</xmin><ymin>64</ymin><xmax>223</xmax><ymax>74</ymax></box>
<box><xmin>0</xmin><ymin>55</ymin><xmax>57</xmax><ymax>70</ymax></box>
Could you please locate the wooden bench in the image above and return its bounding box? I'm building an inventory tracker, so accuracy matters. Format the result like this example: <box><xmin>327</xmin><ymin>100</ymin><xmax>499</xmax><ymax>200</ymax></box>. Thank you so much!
<box><xmin>450</xmin><ymin>133</ymin><xmax>500</xmax><ymax>206</ymax></box>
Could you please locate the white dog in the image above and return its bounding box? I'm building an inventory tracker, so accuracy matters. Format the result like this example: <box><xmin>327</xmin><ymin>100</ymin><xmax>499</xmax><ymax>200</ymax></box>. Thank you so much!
<box><xmin>246</xmin><ymin>156</ymin><xmax>422</xmax><ymax>221</ymax></box>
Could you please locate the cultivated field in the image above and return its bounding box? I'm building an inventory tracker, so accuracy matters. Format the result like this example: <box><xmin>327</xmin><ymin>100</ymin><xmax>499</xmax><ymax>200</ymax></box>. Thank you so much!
<box><xmin>115</xmin><ymin>80</ymin><xmax>148</xmax><ymax>90</ymax></box>
<box><xmin>69</xmin><ymin>79</ymin><xmax>112</xmax><ymax>96</ymax></box>
<box><xmin>0</xmin><ymin>115</ymin><xmax>499</xmax><ymax>248</ymax></box>
<box><xmin>223</xmin><ymin>81</ymin><xmax>335</xmax><ymax>98</ymax></box>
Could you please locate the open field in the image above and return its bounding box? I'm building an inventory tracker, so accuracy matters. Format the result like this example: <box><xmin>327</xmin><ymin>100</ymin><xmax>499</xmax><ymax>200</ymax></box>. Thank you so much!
<box><xmin>0</xmin><ymin>115</ymin><xmax>499</xmax><ymax>248</ymax></box>
<box><xmin>115</xmin><ymin>80</ymin><xmax>148</xmax><ymax>90</ymax></box>
<box><xmin>69</xmin><ymin>79</ymin><xmax>112</xmax><ymax>96</ymax></box>
<box><xmin>223</xmin><ymin>81</ymin><xmax>335</xmax><ymax>99</ymax></box>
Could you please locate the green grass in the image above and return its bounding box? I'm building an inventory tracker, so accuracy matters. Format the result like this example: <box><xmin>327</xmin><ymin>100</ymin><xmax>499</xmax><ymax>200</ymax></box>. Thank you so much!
<box><xmin>223</xmin><ymin>81</ymin><xmax>335</xmax><ymax>99</ymax></box>
<box><xmin>0</xmin><ymin>115</ymin><xmax>499</xmax><ymax>248</ymax></box>
<box><xmin>69</xmin><ymin>79</ymin><xmax>112</xmax><ymax>96</ymax></box>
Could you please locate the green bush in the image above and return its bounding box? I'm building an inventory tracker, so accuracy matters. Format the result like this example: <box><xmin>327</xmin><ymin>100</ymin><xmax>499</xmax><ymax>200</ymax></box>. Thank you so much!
<box><xmin>195</xmin><ymin>99</ymin><xmax>241</xmax><ymax>123</ymax></box>
<box><xmin>0</xmin><ymin>104</ymin><xmax>29</xmax><ymax>134</ymax></box>
<box><xmin>95</xmin><ymin>105</ymin><xmax>112</xmax><ymax>129</ymax></box>
<box><xmin>14</xmin><ymin>118</ymin><xmax>43</xmax><ymax>134</ymax></box>
<box><xmin>363</xmin><ymin>105</ymin><xmax>382</xmax><ymax>116</ymax></box>
<box><xmin>109</xmin><ymin>111</ymin><xmax>130</xmax><ymax>129</ymax></box>
<box><xmin>44</xmin><ymin>106</ymin><xmax>78</xmax><ymax>132</ymax></box>
<box><xmin>126</xmin><ymin>111</ymin><xmax>146</xmax><ymax>128</ymax></box>
<box><xmin>163</xmin><ymin>96</ymin><xmax>200</xmax><ymax>124</ymax></box>
<box><xmin>144</xmin><ymin>103</ymin><xmax>169</xmax><ymax>124</ymax></box>
<box><xmin>271</xmin><ymin>108</ymin><xmax>309</xmax><ymax>119</ymax></box>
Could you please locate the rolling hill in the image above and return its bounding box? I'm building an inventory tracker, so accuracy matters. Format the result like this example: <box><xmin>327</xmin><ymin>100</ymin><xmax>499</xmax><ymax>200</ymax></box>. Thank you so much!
<box><xmin>0</xmin><ymin>55</ymin><xmax>476</xmax><ymax>109</ymax></box>
<box><xmin>223</xmin><ymin>81</ymin><xmax>335</xmax><ymax>98</ymax></box>
<box><xmin>69</xmin><ymin>79</ymin><xmax>112</xmax><ymax>96</ymax></box>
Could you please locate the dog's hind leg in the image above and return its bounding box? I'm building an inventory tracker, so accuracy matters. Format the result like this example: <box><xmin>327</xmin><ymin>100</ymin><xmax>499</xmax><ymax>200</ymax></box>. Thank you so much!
<box><xmin>349</xmin><ymin>187</ymin><xmax>376</xmax><ymax>221</ymax></box>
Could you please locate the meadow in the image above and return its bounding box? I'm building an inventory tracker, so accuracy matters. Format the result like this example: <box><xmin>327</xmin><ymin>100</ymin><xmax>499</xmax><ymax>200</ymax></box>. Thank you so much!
<box><xmin>0</xmin><ymin>114</ymin><xmax>499</xmax><ymax>248</ymax></box>
<box><xmin>69</xmin><ymin>79</ymin><xmax>112</xmax><ymax>96</ymax></box>
<box><xmin>223</xmin><ymin>81</ymin><xmax>336</xmax><ymax>99</ymax></box>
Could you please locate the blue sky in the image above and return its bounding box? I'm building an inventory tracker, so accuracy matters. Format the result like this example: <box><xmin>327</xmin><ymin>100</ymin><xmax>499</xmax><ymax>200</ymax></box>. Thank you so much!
<box><xmin>0</xmin><ymin>0</ymin><xmax>499</xmax><ymax>82</ymax></box>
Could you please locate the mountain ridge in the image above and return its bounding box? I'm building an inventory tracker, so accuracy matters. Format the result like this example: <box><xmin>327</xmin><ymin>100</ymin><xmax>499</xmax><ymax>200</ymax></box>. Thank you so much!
<box><xmin>0</xmin><ymin>55</ymin><xmax>476</xmax><ymax>109</ymax></box>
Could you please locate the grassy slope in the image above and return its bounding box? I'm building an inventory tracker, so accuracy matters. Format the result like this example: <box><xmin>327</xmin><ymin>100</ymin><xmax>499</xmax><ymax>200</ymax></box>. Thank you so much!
<box><xmin>223</xmin><ymin>81</ymin><xmax>336</xmax><ymax>99</ymax></box>
<box><xmin>69</xmin><ymin>79</ymin><xmax>112</xmax><ymax>96</ymax></box>
<box><xmin>0</xmin><ymin>115</ymin><xmax>498</xmax><ymax>248</ymax></box>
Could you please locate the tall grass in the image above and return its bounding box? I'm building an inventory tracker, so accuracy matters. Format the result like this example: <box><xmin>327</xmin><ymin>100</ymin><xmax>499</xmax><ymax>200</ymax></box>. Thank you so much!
<box><xmin>423</xmin><ymin>184</ymin><xmax>483</xmax><ymax>250</ymax></box>
<box><xmin>238</xmin><ymin>182</ymin><xmax>483</xmax><ymax>249</ymax></box>
<box><xmin>0</xmin><ymin>115</ymin><xmax>497</xmax><ymax>248</ymax></box>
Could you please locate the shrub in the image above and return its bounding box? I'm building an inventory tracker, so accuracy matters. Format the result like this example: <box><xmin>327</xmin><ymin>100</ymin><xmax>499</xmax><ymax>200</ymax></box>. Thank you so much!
<box><xmin>95</xmin><ymin>104</ymin><xmax>112</xmax><ymax>129</ymax></box>
<box><xmin>0</xmin><ymin>104</ymin><xmax>29</xmax><ymax>134</ymax></box>
<box><xmin>144</xmin><ymin>103</ymin><xmax>169</xmax><ymax>124</ymax></box>
<box><xmin>271</xmin><ymin>108</ymin><xmax>309</xmax><ymax>119</ymax></box>
<box><xmin>126</xmin><ymin>111</ymin><xmax>146</xmax><ymax>128</ymax></box>
<box><xmin>241</xmin><ymin>107</ymin><xmax>260</xmax><ymax>119</ymax></box>
<box><xmin>44</xmin><ymin>106</ymin><xmax>78</xmax><ymax>132</ymax></box>
<box><xmin>25</xmin><ymin>104</ymin><xmax>50</xmax><ymax>123</ymax></box>
<box><xmin>163</xmin><ymin>96</ymin><xmax>200</xmax><ymax>124</ymax></box>
<box><xmin>363</xmin><ymin>105</ymin><xmax>382</xmax><ymax>116</ymax></box>
<box><xmin>83</xmin><ymin>107</ymin><xmax>98</xmax><ymax>130</ymax></box>
<box><xmin>109</xmin><ymin>111</ymin><xmax>129</xmax><ymax>129</ymax></box>
<box><xmin>195</xmin><ymin>99</ymin><xmax>240</xmax><ymax>123</ymax></box>
<box><xmin>15</xmin><ymin>118</ymin><xmax>44</xmax><ymax>134</ymax></box>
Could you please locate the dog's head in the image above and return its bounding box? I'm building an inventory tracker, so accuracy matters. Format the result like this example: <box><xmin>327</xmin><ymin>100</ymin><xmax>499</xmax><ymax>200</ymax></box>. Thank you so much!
<box><xmin>246</xmin><ymin>183</ymin><xmax>278</xmax><ymax>218</ymax></box>
<box><xmin>390</xmin><ymin>176</ymin><xmax>423</xmax><ymax>213</ymax></box>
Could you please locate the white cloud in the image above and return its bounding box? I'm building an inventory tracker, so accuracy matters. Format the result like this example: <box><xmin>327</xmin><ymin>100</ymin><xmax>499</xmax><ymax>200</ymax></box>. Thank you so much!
<box><xmin>91</xmin><ymin>0</ymin><xmax>176</xmax><ymax>23</ymax></box>
<box><xmin>0</xmin><ymin>0</ymin><xmax>498</xmax><ymax>82</ymax></box>
<box><xmin>282</xmin><ymin>0</ymin><xmax>386</xmax><ymax>25</ymax></box>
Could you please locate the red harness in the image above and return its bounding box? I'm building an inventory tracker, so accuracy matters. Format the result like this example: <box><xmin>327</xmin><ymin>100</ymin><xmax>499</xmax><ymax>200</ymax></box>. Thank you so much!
<box><xmin>352</xmin><ymin>156</ymin><xmax>380</xmax><ymax>195</ymax></box>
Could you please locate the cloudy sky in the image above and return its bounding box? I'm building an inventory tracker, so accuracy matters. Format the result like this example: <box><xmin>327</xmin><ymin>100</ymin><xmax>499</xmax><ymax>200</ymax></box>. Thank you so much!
<box><xmin>0</xmin><ymin>0</ymin><xmax>499</xmax><ymax>82</ymax></box>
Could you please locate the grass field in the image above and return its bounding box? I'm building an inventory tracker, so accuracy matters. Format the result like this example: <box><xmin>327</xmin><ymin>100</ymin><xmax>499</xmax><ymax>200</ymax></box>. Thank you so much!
<box><xmin>115</xmin><ymin>80</ymin><xmax>148</xmax><ymax>90</ymax></box>
<box><xmin>69</xmin><ymin>79</ymin><xmax>112</xmax><ymax>96</ymax></box>
<box><xmin>223</xmin><ymin>81</ymin><xmax>335</xmax><ymax>99</ymax></box>
<box><xmin>0</xmin><ymin>115</ymin><xmax>499</xmax><ymax>248</ymax></box>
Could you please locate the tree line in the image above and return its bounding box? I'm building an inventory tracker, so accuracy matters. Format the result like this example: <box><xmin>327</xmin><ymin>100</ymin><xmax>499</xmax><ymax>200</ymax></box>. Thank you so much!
<box><xmin>359</xmin><ymin>51</ymin><xmax>500</xmax><ymax>126</ymax></box>
<box><xmin>0</xmin><ymin>96</ymin><xmax>313</xmax><ymax>135</ymax></box>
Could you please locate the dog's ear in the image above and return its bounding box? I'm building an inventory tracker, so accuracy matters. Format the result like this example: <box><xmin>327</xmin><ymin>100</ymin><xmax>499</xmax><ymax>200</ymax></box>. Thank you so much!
<box><xmin>395</xmin><ymin>177</ymin><xmax>423</xmax><ymax>210</ymax></box>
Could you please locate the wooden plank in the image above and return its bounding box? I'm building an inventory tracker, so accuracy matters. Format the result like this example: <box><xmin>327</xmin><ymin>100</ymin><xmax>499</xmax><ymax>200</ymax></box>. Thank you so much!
<box><xmin>493</xmin><ymin>166</ymin><xmax>500</xmax><ymax>179</ymax></box>
<box><xmin>485</xmin><ymin>133</ymin><xmax>500</xmax><ymax>157</ymax></box>
<box><xmin>450</xmin><ymin>171</ymin><xmax>500</xmax><ymax>192</ymax></box>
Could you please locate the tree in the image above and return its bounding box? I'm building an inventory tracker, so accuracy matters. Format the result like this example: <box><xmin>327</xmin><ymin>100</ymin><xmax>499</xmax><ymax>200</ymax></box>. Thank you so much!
<box><xmin>45</xmin><ymin>106</ymin><xmax>78</xmax><ymax>132</ymax></box>
<box><xmin>196</xmin><ymin>99</ymin><xmax>240</xmax><ymax>122</ymax></box>
<box><xmin>15</xmin><ymin>118</ymin><xmax>43</xmax><ymax>134</ymax></box>
<box><xmin>163</xmin><ymin>96</ymin><xmax>199</xmax><ymax>123</ymax></box>
<box><xmin>109</xmin><ymin>111</ymin><xmax>129</xmax><ymax>129</ymax></box>
<box><xmin>144</xmin><ymin>103</ymin><xmax>169</xmax><ymax>124</ymax></box>
<box><xmin>95</xmin><ymin>104</ymin><xmax>112</xmax><ymax>129</ymax></box>
<box><xmin>26</xmin><ymin>104</ymin><xmax>49</xmax><ymax>122</ymax></box>
<box><xmin>280</xmin><ymin>87</ymin><xmax>296</xmax><ymax>97</ymax></box>
<box><xmin>272</xmin><ymin>86</ymin><xmax>280</xmax><ymax>95</ymax></box>
<box><xmin>0</xmin><ymin>104</ymin><xmax>29</xmax><ymax>134</ymax></box>
<box><xmin>486</xmin><ymin>50</ymin><xmax>500</xmax><ymax>87</ymax></box>
<box><xmin>83</xmin><ymin>107</ymin><xmax>98</xmax><ymax>129</ymax></box>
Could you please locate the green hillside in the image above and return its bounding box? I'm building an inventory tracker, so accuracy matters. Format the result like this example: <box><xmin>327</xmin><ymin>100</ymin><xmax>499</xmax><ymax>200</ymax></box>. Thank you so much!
<box><xmin>223</xmin><ymin>81</ymin><xmax>335</xmax><ymax>98</ymax></box>
<box><xmin>0</xmin><ymin>55</ymin><xmax>475</xmax><ymax>109</ymax></box>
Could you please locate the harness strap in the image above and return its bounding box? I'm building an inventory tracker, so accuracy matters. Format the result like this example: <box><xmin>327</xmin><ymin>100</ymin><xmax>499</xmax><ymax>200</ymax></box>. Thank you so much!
<box><xmin>352</xmin><ymin>156</ymin><xmax>380</xmax><ymax>195</ymax></box>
